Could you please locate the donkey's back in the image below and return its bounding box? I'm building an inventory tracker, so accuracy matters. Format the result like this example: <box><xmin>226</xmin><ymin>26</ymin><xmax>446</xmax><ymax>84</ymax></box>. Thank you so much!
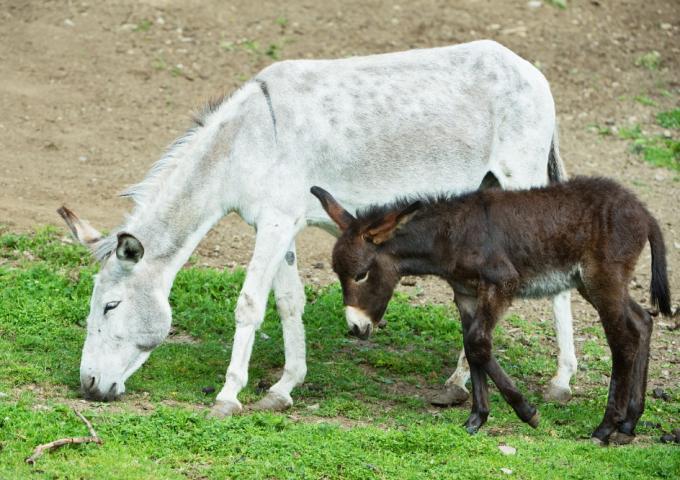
<box><xmin>246</xmin><ymin>40</ymin><xmax>558</xmax><ymax>219</ymax></box>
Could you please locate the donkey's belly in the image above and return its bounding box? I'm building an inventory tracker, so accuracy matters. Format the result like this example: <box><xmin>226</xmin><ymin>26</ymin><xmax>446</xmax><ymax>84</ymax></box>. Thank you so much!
<box><xmin>518</xmin><ymin>266</ymin><xmax>581</xmax><ymax>299</ymax></box>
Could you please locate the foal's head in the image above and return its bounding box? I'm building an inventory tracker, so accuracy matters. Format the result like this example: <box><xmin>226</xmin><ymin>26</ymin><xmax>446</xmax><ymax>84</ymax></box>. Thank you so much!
<box><xmin>311</xmin><ymin>187</ymin><xmax>420</xmax><ymax>339</ymax></box>
<box><xmin>58</xmin><ymin>207</ymin><xmax>172</xmax><ymax>401</ymax></box>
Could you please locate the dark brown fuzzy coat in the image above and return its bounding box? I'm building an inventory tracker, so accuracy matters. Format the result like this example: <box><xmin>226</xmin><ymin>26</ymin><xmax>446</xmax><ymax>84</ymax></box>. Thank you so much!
<box><xmin>311</xmin><ymin>176</ymin><xmax>671</xmax><ymax>443</ymax></box>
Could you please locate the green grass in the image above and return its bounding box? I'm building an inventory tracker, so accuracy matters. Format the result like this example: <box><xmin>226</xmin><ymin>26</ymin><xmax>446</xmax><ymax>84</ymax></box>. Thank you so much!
<box><xmin>1</xmin><ymin>229</ymin><xmax>678</xmax><ymax>479</ymax></box>
<box><xmin>634</xmin><ymin>51</ymin><xmax>661</xmax><ymax>70</ymax></box>
<box><xmin>615</xmin><ymin>108</ymin><xmax>680</xmax><ymax>172</ymax></box>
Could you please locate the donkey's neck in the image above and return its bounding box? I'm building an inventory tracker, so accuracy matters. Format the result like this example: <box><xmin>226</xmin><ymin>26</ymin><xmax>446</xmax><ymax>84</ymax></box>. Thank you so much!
<box><xmin>388</xmin><ymin>209</ymin><xmax>459</xmax><ymax>277</ymax></box>
<box><xmin>121</xmin><ymin>108</ymin><xmax>240</xmax><ymax>291</ymax></box>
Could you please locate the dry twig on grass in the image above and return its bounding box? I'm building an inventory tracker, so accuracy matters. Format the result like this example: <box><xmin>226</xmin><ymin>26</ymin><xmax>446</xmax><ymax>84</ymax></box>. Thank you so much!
<box><xmin>25</xmin><ymin>408</ymin><xmax>103</xmax><ymax>465</ymax></box>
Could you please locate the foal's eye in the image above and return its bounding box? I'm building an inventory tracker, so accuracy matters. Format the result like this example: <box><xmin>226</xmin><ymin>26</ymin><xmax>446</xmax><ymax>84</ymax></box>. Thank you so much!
<box><xmin>104</xmin><ymin>301</ymin><xmax>121</xmax><ymax>315</ymax></box>
<box><xmin>354</xmin><ymin>271</ymin><xmax>369</xmax><ymax>283</ymax></box>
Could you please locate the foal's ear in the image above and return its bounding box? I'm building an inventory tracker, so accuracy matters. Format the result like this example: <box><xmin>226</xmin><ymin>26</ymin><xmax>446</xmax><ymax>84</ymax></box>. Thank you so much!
<box><xmin>116</xmin><ymin>233</ymin><xmax>145</xmax><ymax>265</ymax></box>
<box><xmin>310</xmin><ymin>186</ymin><xmax>356</xmax><ymax>231</ymax></box>
<box><xmin>364</xmin><ymin>201</ymin><xmax>422</xmax><ymax>245</ymax></box>
<box><xmin>57</xmin><ymin>206</ymin><xmax>104</xmax><ymax>249</ymax></box>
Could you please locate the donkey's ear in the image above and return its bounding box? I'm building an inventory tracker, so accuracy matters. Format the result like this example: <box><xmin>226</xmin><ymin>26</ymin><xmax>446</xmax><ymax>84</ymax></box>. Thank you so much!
<box><xmin>57</xmin><ymin>206</ymin><xmax>103</xmax><ymax>248</ymax></box>
<box><xmin>310</xmin><ymin>186</ymin><xmax>356</xmax><ymax>231</ymax></box>
<box><xmin>365</xmin><ymin>201</ymin><xmax>422</xmax><ymax>245</ymax></box>
<box><xmin>116</xmin><ymin>233</ymin><xmax>144</xmax><ymax>264</ymax></box>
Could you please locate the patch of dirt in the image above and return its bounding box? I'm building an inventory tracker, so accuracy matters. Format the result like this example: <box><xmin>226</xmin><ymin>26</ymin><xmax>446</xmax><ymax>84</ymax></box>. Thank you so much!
<box><xmin>1</xmin><ymin>1</ymin><xmax>678</xmax><ymax>396</ymax></box>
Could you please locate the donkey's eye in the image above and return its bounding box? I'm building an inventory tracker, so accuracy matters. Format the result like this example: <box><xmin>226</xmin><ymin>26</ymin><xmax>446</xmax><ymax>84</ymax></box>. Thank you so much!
<box><xmin>354</xmin><ymin>271</ymin><xmax>369</xmax><ymax>283</ymax></box>
<box><xmin>104</xmin><ymin>301</ymin><xmax>121</xmax><ymax>315</ymax></box>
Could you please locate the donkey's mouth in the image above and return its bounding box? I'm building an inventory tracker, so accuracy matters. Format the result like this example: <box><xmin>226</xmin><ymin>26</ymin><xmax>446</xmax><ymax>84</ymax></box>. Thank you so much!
<box><xmin>349</xmin><ymin>323</ymin><xmax>372</xmax><ymax>340</ymax></box>
<box><xmin>81</xmin><ymin>382</ymin><xmax>123</xmax><ymax>402</ymax></box>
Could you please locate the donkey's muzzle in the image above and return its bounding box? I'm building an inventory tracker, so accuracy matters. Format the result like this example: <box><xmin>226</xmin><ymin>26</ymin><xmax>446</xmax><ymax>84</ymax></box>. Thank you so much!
<box><xmin>349</xmin><ymin>324</ymin><xmax>371</xmax><ymax>340</ymax></box>
<box><xmin>80</xmin><ymin>374</ymin><xmax>120</xmax><ymax>402</ymax></box>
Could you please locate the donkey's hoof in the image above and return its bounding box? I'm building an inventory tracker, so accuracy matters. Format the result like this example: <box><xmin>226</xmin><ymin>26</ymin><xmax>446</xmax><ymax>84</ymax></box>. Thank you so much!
<box><xmin>609</xmin><ymin>431</ymin><xmax>635</xmax><ymax>445</ymax></box>
<box><xmin>590</xmin><ymin>436</ymin><xmax>606</xmax><ymax>447</ymax></box>
<box><xmin>430</xmin><ymin>385</ymin><xmax>469</xmax><ymax>407</ymax></box>
<box><xmin>543</xmin><ymin>384</ymin><xmax>572</xmax><ymax>404</ymax></box>
<box><xmin>250</xmin><ymin>391</ymin><xmax>292</xmax><ymax>412</ymax></box>
<box><xmin>527</xmin><ymin>411</ymin><xmax>541</xmax><ymax>429</ymax></box>
<box><xmin>209</xmin><ymin>399</ymin><xmax>242</xmax><ymax>418</ymax></box>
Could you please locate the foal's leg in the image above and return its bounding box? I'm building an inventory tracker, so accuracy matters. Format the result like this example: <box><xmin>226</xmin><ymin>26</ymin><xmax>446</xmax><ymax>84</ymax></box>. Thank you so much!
<box><xmin>212</xmin><ymin>212</ymin><xmax>304</xmax><ymax>417</ymax></box>
<box><xmin>455</xmin><ymin>293</ymin><xmax>490</xmax><ymax>433</ymax></box>
<box><xmin>583</xmin><ymin>289</ymin><xmax>639</xmax><ymax>444</ymax></box>
<box><xmin>251</xmin><ymin>242</ymin><xmax>307</xmax><ymax>411</ymax></box>
<box><xmin>470</xmin><ymin>285</ymin><xmax>539</xmax><ymax>428</ymax></box>
<box><xmin>544</xmin><ymin>290</ymin><xmax>578</xmax><ymax>403</ymax></box>
<box><xmin>613</xmin><ymin>299</ymin><xmax>653</xmax><ymax>444</ymax></box>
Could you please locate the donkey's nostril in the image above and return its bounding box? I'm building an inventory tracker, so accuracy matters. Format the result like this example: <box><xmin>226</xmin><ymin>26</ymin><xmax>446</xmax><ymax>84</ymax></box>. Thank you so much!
<box><xmin>83</xmin><ymin>375</ymin><xmax>98</xmax><ymax>391</ymax></box>
<box><xmin>349</xmin><ymin>325</ymin><xmax>360</xmax><ymax>337</ymax></box>
<box><xmin>358</xmin><ymin>326</ymin><xmax>371</xmax><ymax>340</ymax></box>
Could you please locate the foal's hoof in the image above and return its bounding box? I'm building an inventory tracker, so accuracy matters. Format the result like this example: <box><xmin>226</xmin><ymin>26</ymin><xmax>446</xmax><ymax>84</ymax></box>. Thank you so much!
<box><xmin>463</xmin><ymin>413</ymin><xmax>487</xmax><ymax>435</ymax></box>
<box><xmin>249</xmin><ymin>391</ymin><xmax>293</xmax><ymax>412</ymax></box>
<box><xmin>527</xmin><ymin>411</ymin><xmax>541</xmax><ymax>429</ymax></box>
<box><xmin>430</xmin><ymin>385</ymin><xmax>469</xmax><ymax>407</ymax></box>
<box><xmin>609</xmin><ymin>431</ymin><xmax>636</xmax><ymax>445</ymax></box>
<box><xmin>209</xmin><ymin>399</ymin><xmax>243</xmax><ymax>418</ymax></box>
<box><xmin>543</xmin><ymin>384</ymin><xmax>572</xmax><ymax>404</ymax></box>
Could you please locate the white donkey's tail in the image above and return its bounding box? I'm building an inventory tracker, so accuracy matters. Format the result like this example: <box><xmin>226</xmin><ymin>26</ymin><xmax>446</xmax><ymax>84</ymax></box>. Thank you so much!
<box><xmin>548</xmin><ymin>124</ymin><xmax>568</xmax><ymax>182</ymax></box>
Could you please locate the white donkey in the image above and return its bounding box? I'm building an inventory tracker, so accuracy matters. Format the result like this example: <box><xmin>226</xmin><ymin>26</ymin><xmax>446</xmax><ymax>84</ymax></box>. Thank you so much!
<box><xmin>60</xmin><ymin>40</ymin><xmax>577</xmax><ymax>416</ymax></box>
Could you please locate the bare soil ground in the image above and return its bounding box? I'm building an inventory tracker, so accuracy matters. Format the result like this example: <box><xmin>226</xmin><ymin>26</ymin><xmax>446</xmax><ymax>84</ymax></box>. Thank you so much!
<box><xmin>1</xmin><ymin>0</ymin><xmax>678</xmax><ymax>390</ymax></box>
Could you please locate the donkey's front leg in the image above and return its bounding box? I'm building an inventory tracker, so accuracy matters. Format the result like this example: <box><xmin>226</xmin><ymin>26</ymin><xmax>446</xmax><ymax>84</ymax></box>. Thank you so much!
<box><xmin>251</xmin><ymin>242</ymin><xmax>307</xmax><ymax>412</ymax></box>
<box><xmin>211</xmin><ymin>213</ymin><xmax>303</xmax><ymax>417</ymax></box>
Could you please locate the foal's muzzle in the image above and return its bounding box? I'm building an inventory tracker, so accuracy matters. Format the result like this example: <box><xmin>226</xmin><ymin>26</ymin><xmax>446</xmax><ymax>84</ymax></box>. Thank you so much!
<box><xmin>349</xmin><ymin>323</ymin><xmax>372</xmax><ymax>340</ymax></box>
<box><xmin>345</xmin><ymin>306</ymin><xmax>378</xmax><ymax>339</ymax></box>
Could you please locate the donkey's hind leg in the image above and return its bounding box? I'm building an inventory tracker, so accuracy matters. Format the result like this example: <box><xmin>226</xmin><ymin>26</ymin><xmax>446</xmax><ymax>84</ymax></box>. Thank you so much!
<box><xmin>211</xmin><ymin>212</ymin><xmax>304</xmax><ymax>417</ymax></box>
<box><xmin>544</xmin><ymin>290</ymin><xmax>578</xmax><ymax>404</ymax></box>
<box><xmin>430</xmin><ymin>350</ymin><xmax>471</xmax><ymax>407</ymax></box>
<box><xmin>612</xmin><ymin>298</ymin><xmax>653</xmax><ymax>444</ymax></box>
<box><xmin>251</xmin><ymin>242</ymin><xmax>307</xmax><ymax>412</ymax></box>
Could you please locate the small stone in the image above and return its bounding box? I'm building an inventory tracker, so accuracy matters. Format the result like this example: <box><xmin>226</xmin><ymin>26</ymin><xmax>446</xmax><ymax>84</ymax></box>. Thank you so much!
<box><xmin>527</xmin><ymin>0</ymin><xmax>541</xmax><ymax>8</ymax></box>
<box><xmin>78</xmin><ymin>155</ymin><xmax>88</xmax><ymax>162</ymax></box>
<box><xmin>313</xmin><ymin>262</ymin><xmax>325</xmax><ymax>269</ymax></box>
<box><xmin>201</xmin><ymin>386</ymin><xmax>216</xmax><ymax>394</ymax></box>
<box><xmin>498</xmin><ymin>445</ymin><xmax>516</xmax><ymax>455</ymax></box>
<box><xmin>652</xmin><ymin>387</ymin><xmax>669</xmax><ymax>401</ymax></box>
<box><xmin>0</xmin><ymin>392</ymin><xmax>7</xmax><ymax>399</ymax></box>
<box><xmin>401</xmin><ymin>277</ymin><xmax>417</xmax><ymax>286</ymax></box>
<box><xmin>306</xmin><ymin>403</ymin><xmax>320</xmax><ymax>411</ymax></box>
<box><xmin>63</xmin><ymin>19</ymin><xmax>75</xmax><ymax>27</ymax></box>
<box><xmin>660</xmin><ymin>433</ymin><xmax>675</xmax><ymax>443</ymax></box>
<box><xmin>660</xmin><ymin>23</ymin><xmax>671</xmax><ymax>30</ymax></box>
<box><xmin>259</xmin><ymin>331</ymin><xmax>270</xmax><ymax>340</ymax></box>
<box><xmin>501</xmin><ymin>467</ymin><xmax>513</xmax><ymax>475</ymax></box>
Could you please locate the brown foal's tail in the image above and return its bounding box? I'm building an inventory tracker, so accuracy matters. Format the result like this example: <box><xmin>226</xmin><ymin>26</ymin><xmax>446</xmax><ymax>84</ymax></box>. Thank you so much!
<box><xmin>648</xmin><ymin>215</ymin><xmax>672</xmax><ymax>316</ymax></box>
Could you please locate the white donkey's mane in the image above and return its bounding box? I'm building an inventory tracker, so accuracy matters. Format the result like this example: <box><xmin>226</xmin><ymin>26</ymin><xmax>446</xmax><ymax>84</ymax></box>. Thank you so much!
<box><xmin>92</xmin><ymin>95</ymin><xmax>229</xmax><ymax>262</ymax></box>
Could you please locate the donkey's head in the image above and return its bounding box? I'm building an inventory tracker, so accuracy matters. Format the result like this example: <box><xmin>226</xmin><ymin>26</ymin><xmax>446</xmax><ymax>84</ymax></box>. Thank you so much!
<box><xmin>58</xmin><ymin>207</ymin><xmax>172</xmax><ymax>401</ymax></box>
<box><xmin>311</xmin><ymin>187</ymin><xmax>420</xmax><ymax>339</ymax></box>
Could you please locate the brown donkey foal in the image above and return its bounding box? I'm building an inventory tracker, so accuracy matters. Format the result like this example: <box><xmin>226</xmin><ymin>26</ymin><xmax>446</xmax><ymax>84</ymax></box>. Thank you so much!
<box><xmin>311</xmin><ymin>177</ymin><xmax>671</xmax><ymax>444</ymax></box>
